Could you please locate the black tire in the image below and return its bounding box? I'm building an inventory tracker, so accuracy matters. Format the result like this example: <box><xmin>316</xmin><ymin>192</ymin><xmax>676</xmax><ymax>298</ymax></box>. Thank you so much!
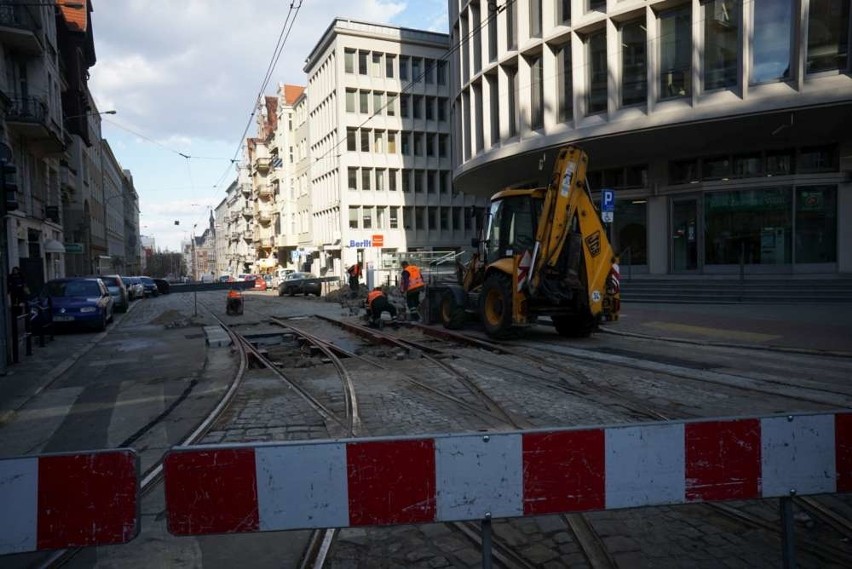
<box><xmin>552</xmin><ymin>313</ymin><xmax>597</xmax><ymax>338</ymax></box>
<box><xmin>479</xmin><ymin>273</ymin><xmax>514</xmax><ymax>338</ymax></box>
<box><xmin>440</xmin><ymin>291</ymin><xmax>466</xmax><ymax>330</ymax></box>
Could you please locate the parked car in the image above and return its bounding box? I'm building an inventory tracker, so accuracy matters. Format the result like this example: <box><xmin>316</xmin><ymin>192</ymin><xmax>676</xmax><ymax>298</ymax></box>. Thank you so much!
<box><xmin>278</xmin><ymin>272</ymin><xmax>321</xmax><ymax>297</ymax></box>
<box><xmin>153</xmin><ymin>278</ymin><xmax>170</xmax><ymax>295</ymax></box>
<box><xmin>92</xmin><ymin>274</ymin><xmax>129</xmax><ymax>312</ymax></box>
<box><xmin>254</xmin><ymin>276</ymin><xmax>268</xmax><ymax>291</ymax></box>
<box><xmin>139</xmin><ymin>276</ymin><xmax>159</xmax><ymax>297</ymax></box>
<box><xmin>41</xmin><ymin>277</ymin><xmax>114</xmax><ymax>331</ymax></box>
<box><xmin>122</xmin><ymin>276</ymin><xmax>142</xmax><ymax>300</ymax></box>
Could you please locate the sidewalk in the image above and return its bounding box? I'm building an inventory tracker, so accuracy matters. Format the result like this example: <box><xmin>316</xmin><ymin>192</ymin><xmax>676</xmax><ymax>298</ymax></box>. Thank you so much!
<box><xmin>605</xmin><ymin>302</ymin><xmax>852</xmax><ymax>355</ymax></box>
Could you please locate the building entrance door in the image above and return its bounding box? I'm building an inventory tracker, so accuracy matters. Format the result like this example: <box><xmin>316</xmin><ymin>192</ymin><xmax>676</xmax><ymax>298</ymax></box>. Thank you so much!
<box><xmin>671</xmin><ymin>198</ymin><xmax>700</xmax><ymax>272</ymax></box>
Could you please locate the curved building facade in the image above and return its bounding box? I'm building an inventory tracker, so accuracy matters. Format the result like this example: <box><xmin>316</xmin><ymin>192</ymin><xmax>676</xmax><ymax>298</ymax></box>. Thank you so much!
<box><xmin>449</xmin><ymin>0</ymin><xmax>852</xmax><ymax>275</ymax></box>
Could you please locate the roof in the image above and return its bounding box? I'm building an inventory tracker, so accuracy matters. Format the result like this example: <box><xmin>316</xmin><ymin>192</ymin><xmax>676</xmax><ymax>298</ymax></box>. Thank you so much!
<box><xmin>282</xmin><ymin>85</ymin><xmax>305</xmax><ymax>106</ymax></box>
<box><xmin>59</xmin><ymin>0</ymin><xmax>88</xmax><ymax>33</ymax></box>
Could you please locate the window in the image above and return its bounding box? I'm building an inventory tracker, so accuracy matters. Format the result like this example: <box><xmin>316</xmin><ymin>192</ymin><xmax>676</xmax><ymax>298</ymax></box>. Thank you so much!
<box><xmin>427</xmin><ymin>170</ymin><xmax>435</xmax><ymax>193</ymax></box>
<box><xmin>358</xmin><ymin>51</ymin><xmax>368</xmax><ymax>75</ymax></box>
<box><xmin>372</xmin><ymin>53</ymin><xmax>382</xmax><ymax>77</ymax></box>
<box><xmin>587</xmin><ymin>30</ymin><xmax>607</xmax><ymax>113</ymax></box>
<box><xmin>348</xmin><ymin>167</ymin><xmax>358</xmax><ymax>190</ymax></box>
<box><xmin>362</xmin><ymin>169</ymin><xmax>371</xmax><ymax>190</ymax></box>
<box><xmin>349</xmin><ymin>207</ymin><xmax>359</xmax><ymax>228</ymax></box>
<box><xmin>374</xmin><ymin>130</ymin><xmax>384</xmax><ymax>153</ymax></box>
<box><xmin>425</xmin><ymin>97</ymin><xmax>435</xmax><ymax>120</ymax></box>
<box><xmin>733</xmin><ymin>153</ymin><xmax>762</xmax><ymax>178</ymax></box>
<box><xmin>622</xmin><ymin>21</ymin><xmax>647</xmax><ymax>106</ymax></box>
<box><xmin>426</xmin><ymin>134</ymin><xmax>436</xmax><ymax>157</ymax></box>
<box><xmin>437</xmin><ymin>60</ymin><xmax>447</xmax><ymax>85</ymax></box>
<box><xmin>404</xmin><ymin>207</ymin><xmax>413</xmax><ymax>230</ymax></box>
<box><xmin>414</xmin><ymin>133</ymin><xmax>423</xmax><ymax>155</ymax></box>
<box><xmin>414</xmin><ymin>170</ymin><xmax>424</xmax><ymax>192</ymax></box>
<box><xmin>807</xmin><ymin>0</ymin><xmax>850</xmax><ymax>73</ymax></box>
<box><xmin>345</xmin><ymin>49</ymin><xmax>355</xmax><ymax>73</ymax></box>
<box><xmin>440</xmin><ymin>207</ymin><xmax>449</xmax><ymax>230</ymax></box>
<box><xmin>400</xmin><ymin>56</ymin><xmax>410</xmax><ymax>80</ymax></box>
<box><xmin>488</xmin><ymin>8</ymin><xmax>497</xmax><ymax>61</ymax></box>
<box><xmin>530</xmin><ymin>55</ymin><xmax>544</xmax><ymax>129</ymax></box>
<box><xmin>703</xmin><ymin>156</ymin><xmax>732</xmax><ymax>180</ymax></box>
<box><xmin>613</xmin><ymin>201</ymin><xmax>647</xmax><ymax>265</ymax></box>
<box><xmin>386</xmin><ymin>54</ymin><xmax>396</xmax><ymax>78</ymax></box>
<box><xmin>425</xmin><ymin>58</ymin><xmax>435</xmax><ymax>84</ymax></box>
<box><xmin>390</xmin><ymin>206</ymin><xmax>399</xmax><ymax>228</ymax></box>
<box><xmin>529</xmin><ymin>0</ymin><xmax>542</xmax><ymax>38</ymax></box>
<box><xmin>704</xmin><ymin>0</ymin><xmax>739</xmax><ymax>90</ymax></box>
<box><xmin>766</xmin><ymin>150</ymin><xmax>794</xmax><ymax>176</ymax></box>
<box><xmin>557</xmin><ymin>44</ymin><xmax>573</xmax><ymax>122</ymax></box>
<box><xmin>506</xmin><ymin>0</ymin><xmax>517</xmax><ymax>50</ymax></box>
<box><xmin>363</xmin><ymin>206</ymin><xmax>372</xmax><ymax>229</ymax></box>
<box><xmin>559</xmin><ymin>0</ymin><xmax>571</xmax><ymax>24</ymax></box>
<box><xmin>438</xmin><ymin>98</ymin><xmax>447</xmax><ymax>121</ymax></box>
<box><xmin>345</xmin><ymin>89</ymin><xmax>356</xmax><ymax>112</ymax></box>
<box><xmin>752</xmin><ymin>0</ymin><xmax>792</xmax><ymax>84</ymax></box>
<box><xmin>798</xmin><ymin>146</ymin><xmax>837</xmax><ymax>173</ymax></box>
<box><xmin>346</xmin><ymin>128</ymin><xmax>357</xmax><ymax>151</ymax></box>
<box><xmin>359</xmin><ymin>91</ymin><xmax>369</xmax><ymax>113</ymax></box>
<box><xmin>388</xmin><ymin>131</ymin><xmax>397</xmax><ymax>154</ymax></box>
<box><xmin>377</xmin><ymin>206</ymin><xmax>386</xmax><ymax>228</ymax></box>
<box><xmin>360</xmin><ymin>130</ymin><xmax>370</xmax><ymax>152</ymax></box>
<box><xmin>413</xmin><ymin>95</ymin><xmax>423</xmax><ymax>119</ymax></box>
<box><xmin>507</xmin><ymin>66</ymin><xmax>518</xmax><ymax>136</ymax></box>
<box><xmin>465</xmin><ymin>207</ymin><xmax>474</xmax><ymax>231</ymax></box>
<box><xmin>400</xmin><ymin>94</ymin><xmax>410</xmax><ymax>118</ymax></box>
<box><xmin>796</xmin><ymin>186</ymin><xmax>837</xmax><ymax>263</ymax></box>
<box><xmin>472</xmin><ymin>4</ymin><xmax>482</xmax><ymax>73</ymax></box>
<box><xmin>438</xmin><ymin>134</ymin><xmax>448</xmax><ymax>157</ymax></box>
<box><xmin>386</xmin><ymin>95</ymin><xmax>396</xmax><ymax>116</ymax></box>
<box><xmin>402</xmin><ymin>169</ymin><xmax>411</xmax><ymax>192</ymax></box>
<box><xmin>373</xmin><ymin>92</ymin><xmax>384</xmax><ymax>116</ymax></box>
<box><xmin>412</xmin><ymin>58</ymin><xmax>422</xmax><ymax>82</ymax></box>
<box><xmin>402</xmin><ymin>133</ymin><xmax>411</xmax><ymax>155</ymax></box>
<box><xmin>670</xmin><ymin>158</ymin><xmax>699</xmax><ymax>184</ymax></box>
<box><xmin>660</xmin><ymin>5</ymin><xmax>692</xmax><ymax>98</ymax></box>
<box><xmin>428</xmin><ymin>207</ymin><xmax>437</xmax><ymax>230</ymax></box>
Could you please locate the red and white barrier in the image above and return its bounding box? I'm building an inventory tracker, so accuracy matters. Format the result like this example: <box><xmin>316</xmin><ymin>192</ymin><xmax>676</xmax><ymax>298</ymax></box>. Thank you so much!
<box><xmin>164</xmin><ymin>412</ymin><xmax>852</xmax><ymax>535</ymax></box>
<box><xmin>0</xmin><ymin>449</ymin><xmax>138</xmax><ymax>555</ymax></box>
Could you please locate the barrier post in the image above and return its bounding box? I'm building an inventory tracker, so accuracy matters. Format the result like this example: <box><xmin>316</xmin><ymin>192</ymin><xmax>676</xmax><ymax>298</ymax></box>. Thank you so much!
<box><xmin>780</xmin><ymin>495</ymin><xmax>796</xmax><ymax>569</ymax></box>
<box><xmin>481</xmin><ymin>513</ymin><xmax>492</xmax><ymax>569</ymax></box>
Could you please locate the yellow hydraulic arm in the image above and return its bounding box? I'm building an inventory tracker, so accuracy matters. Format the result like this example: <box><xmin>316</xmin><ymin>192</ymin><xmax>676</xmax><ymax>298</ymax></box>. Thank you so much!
<box><xmin>527</xmin><ymin>146</ymin><xmax>615</xmax><ymax>316</ymax></box>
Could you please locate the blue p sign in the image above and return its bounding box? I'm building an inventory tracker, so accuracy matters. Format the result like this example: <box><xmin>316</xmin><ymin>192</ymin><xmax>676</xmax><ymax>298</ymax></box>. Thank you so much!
<box><xmin>602</xmin><ymin>189</ymin><xmax>615</xmax><ymax>212</ymax></box>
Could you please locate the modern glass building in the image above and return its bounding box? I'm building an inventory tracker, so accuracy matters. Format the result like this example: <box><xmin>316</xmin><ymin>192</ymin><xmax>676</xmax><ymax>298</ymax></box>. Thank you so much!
<box><xmin>449</xmin><ymin>0</ymin><xmax>851</xmax><ymax>275</ymax></box>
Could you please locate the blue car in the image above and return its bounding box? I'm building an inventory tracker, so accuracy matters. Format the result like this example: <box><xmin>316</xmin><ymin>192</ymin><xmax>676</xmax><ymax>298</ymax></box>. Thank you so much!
<box><xmin>42</xmin><ymin>278</ymin><xmax>114</xmax><ymax>331</ymax></box>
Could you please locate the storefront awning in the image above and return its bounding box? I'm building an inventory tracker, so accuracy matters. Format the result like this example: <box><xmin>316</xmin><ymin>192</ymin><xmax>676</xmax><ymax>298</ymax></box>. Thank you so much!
<box><xmin>43</xmin><ymin>239</ymin><xmax>65</xmax><ymax>254</ymax></box>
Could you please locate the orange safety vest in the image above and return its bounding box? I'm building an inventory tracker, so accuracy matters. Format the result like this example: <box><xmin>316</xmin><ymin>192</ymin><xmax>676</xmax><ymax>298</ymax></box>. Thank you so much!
<box><xmin>403</xmin><ymin>265</ymin><xmax>424</xmax><ymax>292</ymax></box>
<box><xmin>227</xmin><ymin>289</ymin><xmax>241</xmax><ymax>299</ymax></box>
<box><xmin>366</xmin><ymin>290</ymin><xmax>384</xmax><ymax>307</ymax></box>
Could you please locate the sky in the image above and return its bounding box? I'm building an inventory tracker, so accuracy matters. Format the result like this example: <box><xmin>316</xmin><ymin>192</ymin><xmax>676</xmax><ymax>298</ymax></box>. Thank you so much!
<box><xmin>88</xmin><ymin>0</ymin><xmax>449</xmax><ymax>252</ymax></box>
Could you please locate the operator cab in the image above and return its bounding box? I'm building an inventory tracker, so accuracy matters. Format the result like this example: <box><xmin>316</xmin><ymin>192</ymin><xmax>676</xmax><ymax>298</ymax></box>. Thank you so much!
<box><xmin>482</xmin><ymin>192</ymin><xmax>542</xmax><ymax>264</ymax></box>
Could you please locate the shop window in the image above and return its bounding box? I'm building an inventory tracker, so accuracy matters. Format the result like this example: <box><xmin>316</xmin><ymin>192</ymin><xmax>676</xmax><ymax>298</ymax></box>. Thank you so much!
<box><xmin>798</xmin><ymin>146</ymin><xmax>837</xmax><ymax>173</ymax></box>
<box><xmin>796</xmin><ymin>186</ymin><xmax>837</xmax><ymax>263</ymax></box>
<box><xmin>670</xmin><ymin>159</ymin><xmax>699</xmax><ymax>184</ymax></box>
<box><xmin>807</xmin><ymin>0</ymin><xmax>849</xmax><ymax>73</ymax></box>
<box><xmin>625</xmin><ymin>165</ymin><xmax>648</xmax><ymax>188</ymax></box>
<box><xmin>602</xmin><ymin>168</ymin><xmax>626</xmax><ymax>189</ymax></box>
<box><xmin>766</xmin><ymin>150</ymin><xmax>794</xmax><ymax>176</ymax></box>
<box><xmin>703</xmin><ymin>156</ymin><xmax>732</xmax><ymax>180</ymax></box>
<box><xmin>704</xmin><ymin>188</ymin><xmax>792</xmax><ymax>265</ymax></box>
<box><xmin>614</xmin><ymin>201</ymin><xmax>647</xmax><ymax>265</ymax></box>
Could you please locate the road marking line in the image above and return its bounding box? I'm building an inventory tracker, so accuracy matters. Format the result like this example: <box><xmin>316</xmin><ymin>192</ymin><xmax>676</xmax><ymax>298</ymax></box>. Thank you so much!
<box><xmin>643</xmin><ymin>321</ymin><xmax>780</xmax><ymax>342</ymax></box>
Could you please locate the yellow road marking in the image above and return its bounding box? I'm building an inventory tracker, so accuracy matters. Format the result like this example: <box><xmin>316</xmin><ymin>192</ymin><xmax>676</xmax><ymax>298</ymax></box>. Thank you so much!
<box><xmin>643</xmin><ymin>321</ymin><xmax>781</xmax><ymax>343</ymax></box>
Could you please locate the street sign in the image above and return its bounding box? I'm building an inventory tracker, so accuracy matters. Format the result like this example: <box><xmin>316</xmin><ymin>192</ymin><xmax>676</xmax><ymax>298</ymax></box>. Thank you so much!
<box><xmin>602</xmin><ymin>189</ymin><xmax>615</xmax><ymax>213</ymax></box>
<box><xmin>602</xmin><ymin>211</ymin><xmax>614</xmax><ymax>223</ymax></box>
<box><xmin>372</xmin><ymin>234</ymin><xmax>384</xmax><ymax>247</ymax></box>
<box><xmin>63</xmin><ymin>242</ymin><xmax>84</xmax><ymax>254</ymax></box>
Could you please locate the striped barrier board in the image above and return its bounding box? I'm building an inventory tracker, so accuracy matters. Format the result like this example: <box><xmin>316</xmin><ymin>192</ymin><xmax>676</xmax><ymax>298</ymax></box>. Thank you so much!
<box><xmin>0</xmin><ymin>449</ymin><xmax>139</xmax><ymax>555</ymax></box>
<box><xmin>163</xmin><ymin>412</ymin><xmax>852</xmax><ymax>535</ymax></box>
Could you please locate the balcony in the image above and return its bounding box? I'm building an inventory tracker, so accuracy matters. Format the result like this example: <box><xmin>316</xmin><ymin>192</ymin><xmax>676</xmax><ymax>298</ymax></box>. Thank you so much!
<box><xmin>257</xmin><ymin>183</ymin><xmax>273</xmax><ymax>199</ymax></box>
<box><xmin>242</xmin><ymin>206</ymin><xmax>253</xmax><ymax>218</ymax></box>
<box><xmin>229</xmin><ymin>230</ymin><xmax>240</xmax><ymax>241</ymax></box>
<box><xmin>0</xmin><ymin>4</ymin><xmax>43</xmax><ymax>56</ymax></box>
<box><xmin>229</xmin><ymin>210</ymin><xmax>240</xmax><ymax>222</ymax></box>
<box><xmin>240</xmin><ymin>183</ymin><xmax>252</xmax><ymax>196</ymax></box>
<box><xmin>257</xmin><ymin>210</ymin><xmax>272</xmax><ymax>224</ymax></box>
<box><xmin>60</xmin><ymin>163</ymin><xmax>76</xmax><ymax>190</ymax></box>
<box><xmin>260</xmin><ymin>237</ymin><xmax>273</xmax><ymax>248</ymax></box>
<box><xmin>255</xmin><ymin>156</ymin><xmax>271</xmax><ymax>172</ymax></box>
<box><xmin>6</xmin><ymin>97</ymin><xmax>63</xmax><ymax>154</ymax></box>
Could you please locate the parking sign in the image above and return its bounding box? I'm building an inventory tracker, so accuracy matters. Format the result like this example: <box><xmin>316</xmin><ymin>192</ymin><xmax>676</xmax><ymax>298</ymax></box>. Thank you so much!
<box><xmin>602</xmin><ymin>189</ymin><xmax>615</xmax><ymax>212</ymax></box>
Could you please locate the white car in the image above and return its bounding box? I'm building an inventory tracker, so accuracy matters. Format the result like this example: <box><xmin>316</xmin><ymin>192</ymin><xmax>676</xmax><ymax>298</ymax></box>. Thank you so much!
<box><xmin>122</xmin><ymin>276</ymin><xmax>145</xmax><ymax>300</ymax></box>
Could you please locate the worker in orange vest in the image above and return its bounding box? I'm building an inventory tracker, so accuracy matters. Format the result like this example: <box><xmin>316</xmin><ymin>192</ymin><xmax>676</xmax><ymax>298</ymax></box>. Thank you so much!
<box><xmin>226</xmin><ymin>288</ymin><xmax>243</xmax><ymax>315</ymax></box>
<box><xmin>365</xmin><ymin>287</ymin><xmax>396</xmax><ymax>326</ymax></box>
<box><xmin>399</xmin><ymin>261</ymin><xmax>424</xmax><ymax>321</ymax></box>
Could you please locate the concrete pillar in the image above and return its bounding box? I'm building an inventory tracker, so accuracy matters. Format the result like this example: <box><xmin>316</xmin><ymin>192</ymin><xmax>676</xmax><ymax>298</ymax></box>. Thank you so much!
<box><xmin>647</xmin><ymin>196</ymin><xmax>668</xmax><ymax>275</ymax></box>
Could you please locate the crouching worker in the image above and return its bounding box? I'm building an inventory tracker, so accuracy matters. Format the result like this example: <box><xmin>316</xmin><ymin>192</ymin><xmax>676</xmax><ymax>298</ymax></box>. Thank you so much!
<box><xmin>365</xmin><ymin>287</ymin><xmax>396</xmax><ymax>327</ymax></box>
<box><xmin>226</xmin><ymin>288</ymin><xmax>243</xmax><ymax>315</ymax></box>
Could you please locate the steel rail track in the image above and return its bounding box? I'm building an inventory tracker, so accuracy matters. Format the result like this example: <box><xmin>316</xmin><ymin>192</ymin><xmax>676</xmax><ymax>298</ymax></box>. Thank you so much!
<box><xmin>42</xmin><ymin>310</ymin><xmax>249</xmax><ymax>568</ymax></box>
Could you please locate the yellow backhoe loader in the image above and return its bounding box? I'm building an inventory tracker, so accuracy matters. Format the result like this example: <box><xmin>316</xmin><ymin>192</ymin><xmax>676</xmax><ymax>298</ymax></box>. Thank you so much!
<box><xmin>427</xmin><ymin>145</ymin><xmax>620</xmax><ymax>338</ymax></box>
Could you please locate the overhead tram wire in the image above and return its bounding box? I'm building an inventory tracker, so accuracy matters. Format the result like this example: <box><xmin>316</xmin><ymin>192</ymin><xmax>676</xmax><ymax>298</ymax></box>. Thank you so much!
<box><xmin>313</xmin><ymin>0</ymin><xmax>516</xmax><ymax>164</ymax></box>
<box><xmin>210</xmin><ymin>0</ymin><xmax>305</xmax><ymax>193</ymax></box>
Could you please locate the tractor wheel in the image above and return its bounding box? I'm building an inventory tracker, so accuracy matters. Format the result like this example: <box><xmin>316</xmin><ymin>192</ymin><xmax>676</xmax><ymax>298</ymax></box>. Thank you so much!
<box><xmin>440</xmin><ymin>291</ymin><xmax>466</xmax><ymax>330</ymax></box>
<box><xmin>552</xmin><ymin>313</ymin><xmax>597</xmax><ymax>338</ymax></box>
<box><xmin>479</xmin><ymin>273</ymin><xmax>514</xmax><ymax>338</ymax></box>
